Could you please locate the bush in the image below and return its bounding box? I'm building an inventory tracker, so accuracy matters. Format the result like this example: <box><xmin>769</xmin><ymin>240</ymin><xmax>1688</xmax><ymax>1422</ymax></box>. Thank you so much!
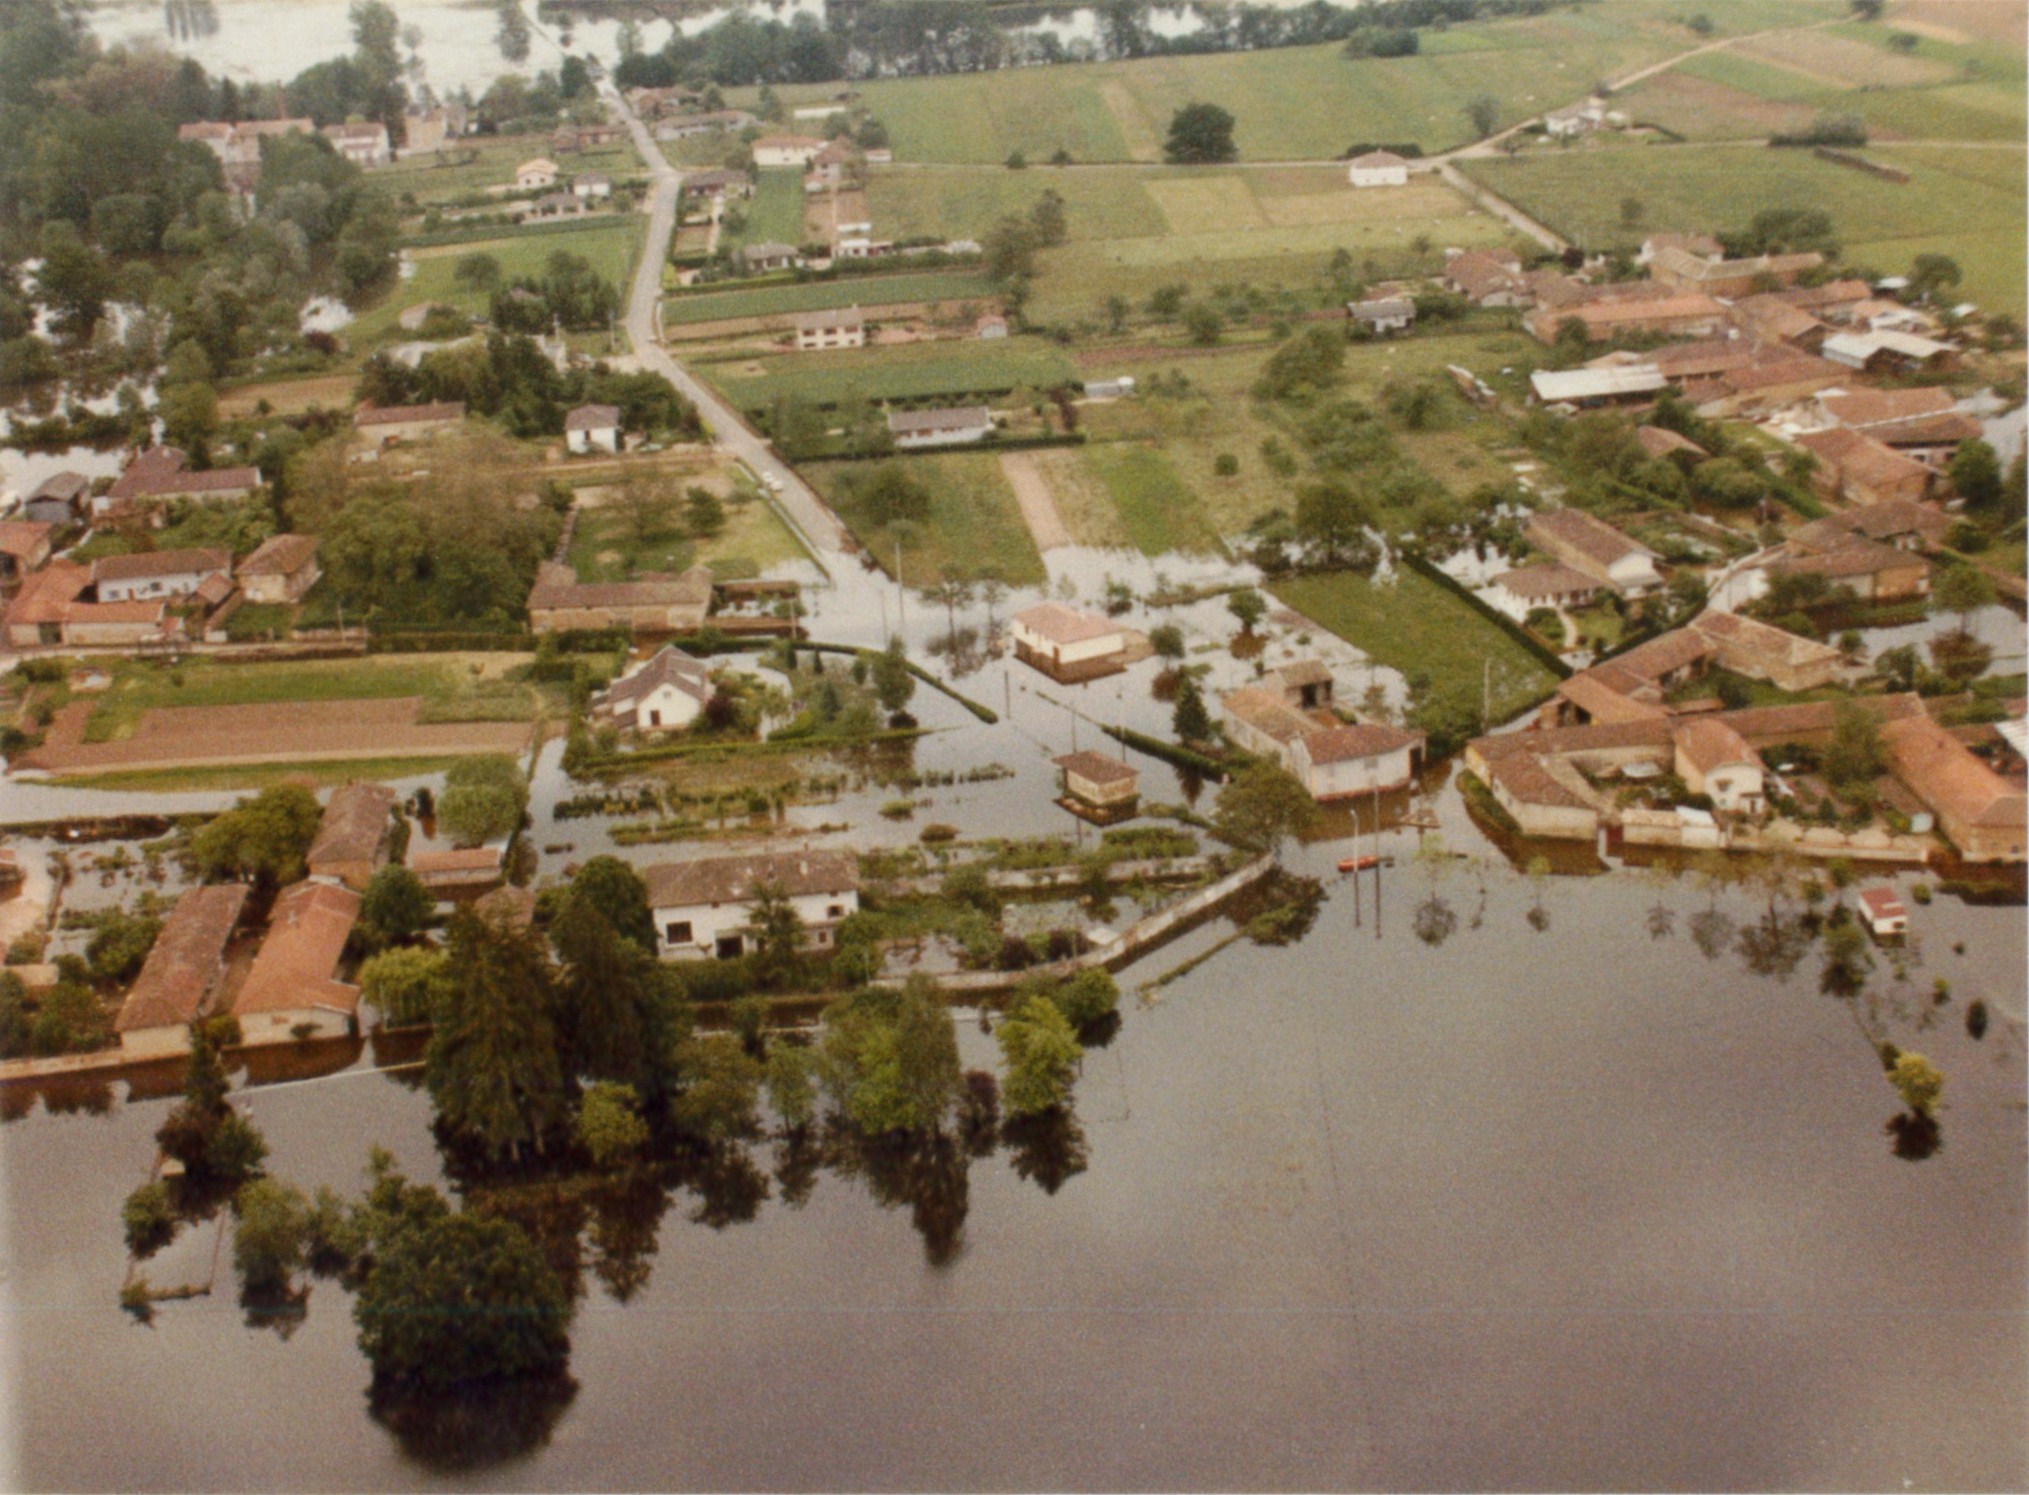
<box><xmin>122</xmin><ymin>1181</ymin><xmax>176</xmax><ymax>1258</ymax></box>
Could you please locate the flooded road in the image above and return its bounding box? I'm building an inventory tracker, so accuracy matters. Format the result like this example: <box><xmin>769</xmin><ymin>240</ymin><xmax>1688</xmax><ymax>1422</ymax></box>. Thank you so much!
<box><xmin>5</xmin><ymin>813</ymin><xmax>2023</xmax><ymax>1489</ymax></box>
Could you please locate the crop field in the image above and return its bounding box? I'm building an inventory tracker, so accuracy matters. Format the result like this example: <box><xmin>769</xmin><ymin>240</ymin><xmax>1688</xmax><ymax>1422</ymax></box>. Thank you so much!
<box><xmin>351</xmin><ymin>219</ymin><xmax>644</xmax><ymax>346</ymax></box>
<box><xmin>568</xmin><ymin>491</ymin><xmax>807</xmax><ymax>582</ymax></box>
<box><xmin>747</xmin><ymin>2</ymin><xmax>1837</xmax><ymax>165</ymax></box>
<box><xmin>1461</xmin><ymin>143</ymin><xmax>2025</xmax><ymax>313</ymax></box>
<box><xmin>1080</xmin><ymin>443</ymin><xmax>1224</xmax><ymax>557</ymax></box>
<box><xmin>809</xmin><ymin>451</ymin><xmax>1046</xmax><ymax>585</ymax></box>
<box><xmin>863</xmin><ymin>167</ymin><xmax>1168</xmax><ymax>244</ymax></box>
<box><xmin>663</xmin><ymin>271</ymin><xmax>998</xmax><ymax>325</ymax></box>
<box><xmin>701</xmin><ymin>340</ymin><xmax>1079</xmax><ymax>412</ymax></box>
<box><xmin>1270</xmin><ymin>568</ymin><xmax>1561</xmax><ymax>725</ymax></box>
<box><xmin>377</xmin><ymin>135</ymin><xmax>641</xmax><ymax>205</ymax></box>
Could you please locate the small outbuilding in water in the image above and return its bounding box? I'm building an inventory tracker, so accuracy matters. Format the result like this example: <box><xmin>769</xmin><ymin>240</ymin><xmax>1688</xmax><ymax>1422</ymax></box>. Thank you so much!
<box><xmin>1856</xmin><ymin>886</ymin><xmax>1908</xmax><ymax>940</ymax></box>
<box><xmin>1053</xmin><ymin>750</ymin><xmax>1140</xmax><ymax>824</ymax></box>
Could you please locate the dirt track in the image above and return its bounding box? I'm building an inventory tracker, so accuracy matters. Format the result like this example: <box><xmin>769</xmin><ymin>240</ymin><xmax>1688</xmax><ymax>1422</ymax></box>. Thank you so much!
<box><xmin>17</xmin><ymin>698</ymin><xmax>534</xmax><ymax>776</ymax></box>
<box><xmin>999</xmin><ymin>452</ymin><xmax>1071</xmax><ymax>551</ymax></box>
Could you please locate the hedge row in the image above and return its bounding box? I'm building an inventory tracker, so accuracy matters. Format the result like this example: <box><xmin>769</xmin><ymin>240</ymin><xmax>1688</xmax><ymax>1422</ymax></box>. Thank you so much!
<box><xmin>798</xmin><ymin>640</ymin><xmax>998</xmax><ymax>722</ymax></box>
<box><xmin>1399</xmin><ymin>554</ymin><xmax>1574</xmax><ymax>679</ymax></box>
<box><xmin>400</xmin><ymin>214</ymin><xmax>638</xmax><ymax>251</ymax></box>
<box><xmin>1101</xmin><ymin>725</ymin><xmax>1230</xmax><ymax>780</ymax></box>
<box><xmin>790</xmin><ymin>432</ymin><xmax>1087</xmax><ymax>464</ymax></box>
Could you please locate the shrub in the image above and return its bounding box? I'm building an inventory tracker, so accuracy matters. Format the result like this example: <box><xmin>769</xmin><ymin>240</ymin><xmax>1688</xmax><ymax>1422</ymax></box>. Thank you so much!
<box><xmin>122</xmin><ymin>1181</ymin><xmax>176</xmax><ymax>1258</ymax></box>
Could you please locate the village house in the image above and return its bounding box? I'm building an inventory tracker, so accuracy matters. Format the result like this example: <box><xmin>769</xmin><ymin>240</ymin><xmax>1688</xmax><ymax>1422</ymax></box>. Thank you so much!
<box><xmin>516</xmin><ymin>157</ymin><xmax>559</xmax><ymax>190</ymax></box>
<box><xmin>3</xmin><ymin>562</ymin><xmax>171</xmax><ymax>648</ymax></box>
<box><xmin>1730</xmin><ymin>294</ymin><xmax>1830</xmax><ymax>352</ymax></box>
<box><xmin>573</xmin><ymin>172</ymin><xmax>613</xmax><ymax>200</ymax></box>
<box><xmin>681</xmin><ymin>168</ymin><xmax>752</xmax><ymax>201</ymax></box>
<box><xmin>1545</xmin><ymin>628</ymin><xmax>1712</xmax><ymax>727</ymax></box>
<box><xmin>103</xmin><ymin>447</ymin><xmax>262</xmax><ymax>511</ymax></box>
<box><xmin>552</xmin><ymin>122</ymin><xmax>621</xmax><ymax>153</ymax></box>
<box><xmin>888</xmin><ymin>405</ymin><xmax>996</xmax><ymax>449</ymax></box>
<box><xmin>1351</xmin><ymin>296</ymin><xmax>1416</xmax><ymax>336</ymax></box>
<box><xmin>306</xmin><ymin>782</ymin><xmax>399</xmax><ymax>890</ymax></box>
<box><xmin>1856</xmin><ymin>886</ymin><xmax>1908</xmax><ymax>939</ymax></box>
<box><xmin>233</xmin><ymin>881</ymin><xmax>363</xmax><ymax>1044</ymax></box>
<box><xmin>590</xmin><ymin>645</ymin><xmax>714</xmax><ymax>732</ymax></box>
<box><xmin>1815</xmin><ymin>387</ymin><xmax>1981</xmax><ymax>469</ymax></box>
<box><xmin>177</xmin><ymin>117</ymin><xmax>312</xmax><ymax>170</ymax></box>
<box><xmin>1771</xmin><ymin>278</ymin><xmax>1872</xmax><ymax>323</ymax></box>
<box><xmin>1529</xmin><ymin>365</ymin><xmax>1669</xmax><ymax>410</ymax></box>
<box><xmin>1646</xmin><ymin>247</ymin><xmax>1824</xmax><ymax>299</ymax></box>
<box><xmin>1790</xmin><ymin>499</ymin><xmax>1949</xmax><ymax>555</ymax></box>
<box><xmin>236</xmin><ymin>533</ymin><xmax>322</xmax><ymax>604</ymax></box>
<box><xmin>1672</xmin><ymin>717</ymin><xmax>1766</xmax><ymax>815</ymax></box>
<box><xmin>1543</xmin><ymin>98</ymin><xmax>1608</xmax><ymax>138</ymax></box>
<box><xmin>834</xmin><ymin>237</ymin><xmax>895</xmax><ymax>260</ymax></box>
<box><xmin>407</xmin><ymin>846</ymin><xmax>506</xmax><ymax>900</ymax></box>
<box><xmin>1687</xmin><ymin>610</ymin><xmax>1843</xmax><ymax>693</ymax></box>
<box><xmin>1525</xmin><ymin>508</ymin><xmax>1663</xmax><ymax>595</ymax></box>
<box><xmin>976</xmin><ymin>313</ymin><xmax>1010</xmax><ymax>340</ymax></box>
<box><xmin>1822</xmin><ymin>328</ymin><xmax>1955</xmax><ymax>373</ymax></box>
<box><xmin>1493</xmin><ymin>563</ymin><xmax>1600</xmax><ymax>612</ymax></box>
<box><xmin>1793</xmin><ymin>426</ymin><xmax>1933</xmax><ymax>507</ymax></box>
<box><xmin>1010</xmin><ymin>602</ymin><xmax>1134</xmax><ymax>682</ymax></box>
<box><xmin>752</xmin><ymin>134</ymin><xmax>828</xmax><ymax>168</ymax></box>
<box><xmin>1442</xmin><ymin>249</ymin><xmax>1532</xmax><ymax>307</ymax></box>
<box><xmin>21</xmin><ymin>471</ymin><xmax>88</xmax><ymax>526</ymax></box>
<box><xmin>792</xmin><ymin>306</ymin><xmax>866</xmax><ymax>351</ymax></box>
<box><xmin>91</xmin><ymin>548</ymin><xmax>231</xmax><ymax>604</ymax></box>
<box><xmin>1637</xmin><ymin>233</ymin><xmax>1724</xmax><ymax>265</ymax></box>
<box><xmin>1682</xmin><ymin>351</ymin><xmax>1845</xmax><ymax>419</ymax></box>
<box><xmin>353</xmin><ymin>400</ymin><xmax>466</xmax><ymax>446</ymax></box>
<box><xmin>112</xmin><ymin>884</ymin><xmax>249</xmax><ymax>1058</ymax></box>
<box><xmin>1768</xmin><ymin>528</ymin><xmax>1931</xmax><ymax>602</ymax></box>
<box><xmin>1346</xmin><ymin>150</ymin><xmax>1410</xmax><ymax>187</ymax></box>
<box><xmin>655</xmin><ymin>109</ymin><xmax>755</xmax><ymax>140</ymax></box>
<box><xmin>804</xmin><ymin>138</ymin><xmax>858</xmax><ymax>192</ymax></box>
<box><xmin>1053</xmin><ymin>751</ymin><xmax>1141</xmax><ymax>820</ymax></box>
<box><xmin>1265</xmin><ymin>659</ymin><xmax>1335</xmax><ymax>712</ymax></box>
<box><xmin>321</xmin><ymin>120</ymin><xmax>391</xmax><ymax>167</ymax></box>
<box><xmin>521</xmin><ymin>191</ymin><xmax>589</xmax><ymax>224</ymax></box>
<box><xmin>644</xmin><ymin>849</ymin><xmax>860</xmax><ymax>961</ymax></box>
<box><xmin>0</xmin><ymin>520</ymin><xmax>54</xmax><ymax>592</ymax></box>
<box><xmin>526</xmin><ymin>561</ymin><xmax>714</xmax><ymax>636</ymax></box>
<box><xmin>564</xmin><ymin>403</ymin><xmax>623</xmax><ymax>454</ymax></box>
<box><xmin>404</xmin><ymin>103</ymin><xmax>467</xmax><ymax>154</ymax></box>
<box><xmin>739</xmin><ymin>241</ymin><xmax>803</xmax><ymax>274</ymax></box>
<box><xmin>1878</xmin><ymin>713</ymin><xmax>2026</xmax><ymax>863</ymax></box>
<box><xmin>1220</xmin><ymin>687</ymin><xmax>1424</xmax><ymax>801</ymax></box>
<box><xmin>1526</xmin><ymin>291</ymin><xmax>1731</xmax><ymax>345</ymax></box>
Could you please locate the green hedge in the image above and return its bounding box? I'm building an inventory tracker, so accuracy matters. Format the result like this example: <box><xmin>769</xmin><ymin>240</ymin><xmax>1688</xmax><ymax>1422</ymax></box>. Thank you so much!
<box><xmin>1456</xmin><ymin>769</ymin><xmax>1521</xmax><ymax>836</ymax></box>
<box><xmin>1399</xmin><ymin>555</ymin><xmax>1573</xmax><ymax>679</ymax></box>
<box><xmin>799</xmin><ymin>640</ymin><xmax>998</xmax><ymax>722</ymax></box>
<box><xmin>791</xmin><ymin>432</ymin><xmax>1087</xmax><ymax>463</ymax></box>
<box><xmin>1100</xmin><ymin>725</ymin><xmax>1230</xmax><ymax>780</ymax></box>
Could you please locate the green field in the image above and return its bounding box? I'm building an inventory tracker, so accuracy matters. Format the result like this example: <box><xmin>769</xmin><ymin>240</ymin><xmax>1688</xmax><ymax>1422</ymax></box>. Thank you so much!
<box><xmin>1081</xmin><ymin>443</ymin><xmax>1223</xmax><ymax>557</ymax></box>
<box><xmin>1271</xmin><ymin>568</ymin><xmax>1560</xmax><ymax>724</ymax></box>
<box><xmin>702</xmin><ymin>340</ymin><xmax>1078</xmax><ymax>412</ymax></box>
<box><xmin>812</xmin><ymin>451</ymin><xmax>1045</xmax><ymax>586</ymax></box>
<box><xmin>376</xmin><ymin>135</ymin><xmax>643</xmax><ymax>206</ymax></box>
<box><xmin>726</xmin><ymin>168</ymin><xmax>809</xmax><ymax>249</ymax></box>
<box><xmin>864</xmin><ymin>167</ymin><xmax>1168</xmax><ymax>244</ymax></box>
<box><xmin>351</xmin><ymin>219</ymin><xmax>645</xmax><ymax>347</ymax></box>
<box><xmin>745</xmin><ymin>2</ymin><xmax>1837</xmax><ymax>163</ymax></box>
<box><xmin>664</xmin><ymin>270</ymin><xmax>999</xmax><ymax>325</ymax></box>
<box><xmin>81</xmin><ymin>656</ymin><xmax>542</xmax><ymax>743</ymax></box>
<box><xmin>568</xmin><ymin>490</ymin><xmax>808</xmax><ymax>582</ymax></box>
<box><xmin>1462</xmin><ymin>143</ymin><xmax>2025</xmax><ymax>314</ymax></box>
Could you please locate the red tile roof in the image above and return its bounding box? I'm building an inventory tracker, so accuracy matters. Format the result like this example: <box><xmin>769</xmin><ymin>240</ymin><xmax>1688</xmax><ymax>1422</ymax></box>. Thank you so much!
<box><xmin>234</xmin><ymin>881</ymin><xmax>361</xmax><ymax>1018</ymax></box>
<box><xmin>116</xmin><ymin>885</ymin><xmax>249</xmax><ymax>1033</ymax></box>
<box><xmin>643</xmin><ymin>849</ymin><xmax>858</xmax><ymax>907</ymax></box>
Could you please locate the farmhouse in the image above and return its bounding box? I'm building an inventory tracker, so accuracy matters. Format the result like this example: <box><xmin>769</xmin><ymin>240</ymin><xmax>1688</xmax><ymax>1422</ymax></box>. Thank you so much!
<box><xmin>0</xmin><ymin>521</ymin><xmax>54</xmax><ymax>589</ymax></box>
<box><xmin>573</xmin><ymin>172</ymin><xmax>613</xmax><ymax>200</ymax></box>
<box><xmin>91</xmin><ymin>548</ymin><xmax>231</xmax><ymax>604</ymax></box>
<box><xmin>321</xmin><ymin>120</ymin><xmax>391</xmax><ymax>167</ymax></box>
<box><xmin>1822</xmin><ymin>329</ymin><xmax>1955</xmax><ymax>372</ymax></box>
<box><xmin>792</xmin><ymin>306</ymin><xmax>866</xmax><ymax>351</ymax></box>
<box><xmin>232</xmin><ymin>881</ymin><xmax>363</xmax><ymax>1044</ymax></box>
<box><xmin>1769</xmin><ymin>530</ymin><xmax>1931</xmax><ymax>602</ymax></box>
<box><xmin>1815</xmin><ymin>387</ymin><xmax>1981</xmax><ymax>468</ymax></box>
<box><xmin>1346</xmin><ymin>150</ymin><xmax>1409</xmax><ymax>187</ymax></box>
<box><xmin>681</xmin><ymin>168</ymin><xmax>752</xmax><ymax>200</ymax></box>
<box><xmin>235</xmin><ymin>534</ymin><xmax>321</xmax><ymax>604</ymax></box>
<box><xmin>1730</xmin><ymin>294</ymin><xmax>1829</xmax><ymax>352</ymax></box>
<box><xmin>1443</xmin><ymin>249</ymin><xmax>1531</xmax><ymax>307</ymax></box>
<box><xmin>177</xmin><ymin>117</ymin><xmax>312</xmax><ymax>169</ymax></box>
<box><xmin>655</xmin><ymin>109</ymin><xmax>753</xmax><ymax>139</ymax></box>
<box><xmin>1053</xmin><ymin>751</ymin><xmax>1140</xmax><ymax>819</ymax></box>
<box><xmin>739</xmin><ymin>241</ymin><xmax>803</xmax><ymax>273</ymax></box>
<box><xmin>1265</xmin><ymin>659</ymin><xmax>1335</xmax><ymax>711</ymax></box>
<box><xmin>407</xmin><ymin>846</ymin><xmax>505</xmax><ymax>898</ymax></box>
<box><xmin>1526</xmin><ymin>292</ymin><xmax>1730</xmax><ymax>345</ymax></box>
<box><xmin>644</xmin><ymin>849</ymin><xmax>860</xmax><ymax>960</ymax></box>
<box><xmin>1793</xmin><ymin>426</ymin><xmax>1932</xmax><ymax>507</ymax></box>
<box><xmin>22</xmin><ymin>471</ymin><xmax>88</xmax><ymax>525</ymax></box>
<box><xmin>888</xmin><ymin>405</ymin><xmax>995</xmax><ymax>449</ymax></box>
<box><xmin>406</xmin><ymin>104</ymin><xmax>467</xmax><ymax>154</ymax></box>
<box><xmin>1546</xmin><ymin>628</ymin><xmax>1712</xmax><ymax>727</ymax></box>
<box><xmin>1878</xmin><ymin>714</ymin><xmax>2026</xmax><ymax>863</ymax></box>
<box><xmin>3</xmin><ymin>562</ymin><xmax>171</xmax><ymax>648</ymax></box>
<box><xmin>113</xmin><ymin>884</ymin><xmax>249</xmax><ymax>1058</ymax></box>
<box><xmin>591</xmin><ymin>645</ymin><xmax>714</xmax><ymax>732</ymax></box>
<box><xmin>1672</xmin><ymin>718</ymin><xmax>1765</xmax><ymax>815</ymax></box>
<box><xmin>1638</xmin><ymin>233</ymin><xmax>1723</xmax><ymax>264</ymax></box>
<box><xmin>526</xmin><ymin>561</ymin><xmax>714</xmax><ymax>636</ymax></box>
<box><xmin>306</xmin><ymin>782</ymin><xmax>399</xmax><ymax>890</ymax></box>
<box><xmin>1688</xmin><ymin>610</ymin><xmax>1843</xmax><ymax>693</ymax></box>
<box><xmin>1525</xmin><ymin>508</ymin><xmax>1662</xmax><ymax>595</ymax></box>
<box><xmin>1010</xmin><ymin>602</ymin><xmax>1133</xmax><ymax>682</ymax></box>
<box><xmin>1494</xmin><ymin>563</ymin><xmax>1599</xmax><ymax>610</ymax></box>
<box><xmin>521</xmin><ymin>191</ymin><xmax>588</xmax><ymax>223</ymax></box>
<box><xmin>1351</xmin><ymin>297</ymin><xmax>1416</xmax><ymax>336</ymax></box>
<box><xmin>353</xmin><ymin>400</ymin><xmax>466</xmax><ymax>445</ymax></box>
<box><xmin>516</xmin><ymin>157</ymin><xmax>559</xmax><ymax>190</ymax></box>
<box><xmin>752</xmin><ymin>134</ymin><xmax>827</xmax><ymax>167</ymax></box>
<box><xmin>1681</xmin><ymin>351</ymin><xmax>1844</xmax><ymax>418</ymax></box>
<box><xmin>104</xmin><ymin>447</ymin><xmax>261</xmax><ymax>508</ymax></box>
<box><xmin>564</xmin><ymin>403</ymin><xmax>623</xmax><ymax>454</ymax></box>
<box><xmin>1791</xmin><ymin>499</ymin><xmax>1948</xmax><ymax>554</ymax></box>
<box><xmin>1646</xmin><ymin>247</ymin><xmax>1824</xmax><ymax>298</ymax></box>
<box><xmin>1220</xmin><ymin>687</ymin><xmax>1424</xmax><ymax>801</ymax></box>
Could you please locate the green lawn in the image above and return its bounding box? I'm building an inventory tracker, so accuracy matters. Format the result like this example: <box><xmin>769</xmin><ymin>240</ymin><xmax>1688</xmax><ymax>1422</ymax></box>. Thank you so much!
<box><xmin>810</xmin><ymin>451</ymin><xmax>1045</xmax><ymax>585</ymax></box>
<box><xmin>375</xmin><ymin>136</ymin><xmax>644</xmax><ymax>206</ymax></box>
<box><xmin>81</xmin><ymin>656</ymin><xmax>541</xmax><ymax>743</ymax></box>
<box><xmin>51</xmin><ymin>755</ymin><xmax>479</xmax><ymax>794</ymax></box>
<box><xmin>864</xmin><ymin>167</ymin><xmax>1168</xmax><ymax>244</ymax></box>
<box><xmin>664</xmin><ymin>270</ymin><xmax>998</xmax><ymax>325</ymax></box>
<box><xmin>1270</xmin><ymin>567</ymin><xmax>1560</xmax><ymax>724</ymax></box>
<box><xmin>1082</xmin><ymin>443</ymin><xmax>1223</xmax><ymax>557</ymax></box>
<box><xmin>568</xmin><ymin>491</ymin><xmax>808</xmax><ymax>582</ymax></box>
<box><xmin>744</xmin><ymin>3</ymin><xmax>1835</xmax><ymax>163</ymax></box>
<box><xmin>1462</xmin><ymin>143</ymin><xmax>2026</xmax><ymax>314</ymax></box>
<box><xmin>350</xmin><ymin>219</ymin><xmax>645</xmax><ymax>348</ymax></box>
<box><xmin>701</xmin><ymin>339</ymin><xmax>1078</xmax><ymax>413</ymax></box>
<box><xmin>726</xmin><ymin>168</ymin><xmax>809</xmax><ymax>249</ymax></box>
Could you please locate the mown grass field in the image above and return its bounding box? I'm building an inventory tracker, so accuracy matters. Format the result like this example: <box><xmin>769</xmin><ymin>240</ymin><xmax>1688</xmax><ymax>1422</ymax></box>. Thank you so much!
<box><xmin>810</xmin><ymin>451</ymin><xmax>1046</xmax><ymax>585</ymax></box>
<box><xmin>568</xmin><ymin>492</ymin><xmax>807</xmax><ymax>582</ymax></box>
<box><xmin>725</xmin><ymin>168</ymin><xmax>809</xmax><ymax>249</ymax></box>
<box><xmin>53</xmin><ymin>755</ymin><xmax>478</xmax><ymax>794</ymax></box>
<box><xmin>1080</xmin><ymin>443</ymin><xmax>1223</xmax><ymax>556</ymax></box>
<box><xmin>81</xmin><ymin>655</ymin><xmax>542</xmax><ymax>743</ymax></box>
<box><xmin>1461</xmin><ymin>143</ymin><xmax>2025</xmax><ymax>314</ymax></box>
<box><xmin>745</xmin><ymin>1</ymin><xmax>1837</xmax><ymax>163</ymax></box>
<box><xmin>376</xmin><ymin>136</ymin><xmax>643</xmax><ymax>206</ymax></box>
<box><xmin>351</xmin><ymin>218</ymin><xmax>644</xmax><ymax>347</ymax></box>
<box><xmin>1270</xmin><ymin>568</ymin><xmax>1560</xmax><ymax>724</ymax></box>
<box><xmin>701</xmin><ymin>340</ymin><xmax>1078</xmax><ymax>411</ymax></box>
<box><xmin>663</xmin><ymin>270</ymin><xmax>998</xmax><ymax>325</ymax></box>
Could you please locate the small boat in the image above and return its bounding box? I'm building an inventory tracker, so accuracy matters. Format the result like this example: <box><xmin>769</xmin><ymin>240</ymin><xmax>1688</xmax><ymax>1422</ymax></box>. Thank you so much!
<box><xmin>1337</xmin><ymin>854</ymin><xmax>1387</xmax><ymax>874</ymax></box>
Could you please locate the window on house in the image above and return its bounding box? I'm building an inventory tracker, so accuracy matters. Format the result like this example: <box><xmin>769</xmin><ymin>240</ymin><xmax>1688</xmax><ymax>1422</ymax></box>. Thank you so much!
<box><xmin>666</xmin><ymin>920</ymin><xmax>692</xmax><ymax>944</ymax></box>
<box><xmin>648</xmin><ymin>709</ymin><xmax>661</xmax><ymax>726</ymax></box>
<box><xmin>827</xmin><ymin>904</ymin><xmax>844</xmax><ymax>920</ymax></box>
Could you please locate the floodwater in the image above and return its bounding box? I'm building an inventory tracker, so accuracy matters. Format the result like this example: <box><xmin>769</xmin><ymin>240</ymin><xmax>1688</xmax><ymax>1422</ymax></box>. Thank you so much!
<box><xmin>5</xmin><ymin>692</ymin><xmax>2025</xmax><ymax>1489</ymax></box>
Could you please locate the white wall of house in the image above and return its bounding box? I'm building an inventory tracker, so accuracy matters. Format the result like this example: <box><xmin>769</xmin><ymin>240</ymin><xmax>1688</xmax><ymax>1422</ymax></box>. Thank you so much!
<box><xmin>1679</xmin><ymin>753</ymin><xmax>1765</xmax><ymax>814</ymax></box>
<box><xmin>1607</xmin><ymin>553</ymin><xmax>1663</xmax><ymax>594</ymax></box>
<box><xmin>1295</xmin><ymin>742</ymin><xmax>1419</xmax><ymax>800</ymax></box>
<box><xmin>1348</xmin><ymin>164</ymin><xmax>1407</xmax><ymax>187</ymax></box>
<box><xmin>239</xmin><ymin>1006</ymin><xmax>353</xmax><ymax>1046</ymax></box>
<box><xmin>567</xmin><ymin>424</ymin><xmax>621</xmax><ymax>454</ymax></box>
<box><xmin>893</xmin><ymin>420</ymin><xmax>993</xmax><ymax>449</ymax></box>
<box><xmin>97</xmin><ymin>572</ymin><xmax>210</xmax><ymax>603</ymax></box>
<box><xmin>627</xmin><ymin>681</ymin><xmax>705</xmax><ymax>732</ymax></box>
<box><xmin>120</xmin><ymin>1024</ymin><xmax>192</xmax><ymax>1058</ymax></box>
<box><xmin>1010</xmin><ymin>620</ymin><xmax>1124</xmax><ymax>666</ymax></box>
<box><xmin>795</xmin><ymin>324</ymin><xmax>864</xmax><ymax>350</ymax></box>
<box><xmin>653</xmin><ymin>888</ymin><xmax>859</xmax><ymax>960</ymax></box>
<box><xmin>754</xmin><ymin>144</ymin><xmax>822</xmax><ymax>167</ymax></box>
